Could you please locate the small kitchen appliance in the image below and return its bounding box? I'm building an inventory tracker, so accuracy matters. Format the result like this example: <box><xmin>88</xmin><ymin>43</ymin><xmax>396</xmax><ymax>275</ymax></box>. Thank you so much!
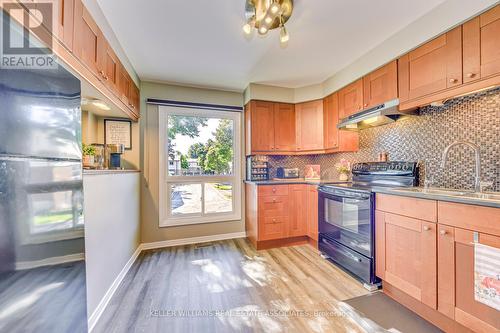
<box><xmin>317</xmin><ymin>161</ymin><xmax>418</xmax><ymax>290</ymax></box>
<box><xmin>108</xmin><ymin>144</ymin><xmax>125</xmax><ymax>169</ymax></box>
<box><xmin>276</xmin><ymin>167</ymin><xmax>299</xmax><ymax>179</ymax></box>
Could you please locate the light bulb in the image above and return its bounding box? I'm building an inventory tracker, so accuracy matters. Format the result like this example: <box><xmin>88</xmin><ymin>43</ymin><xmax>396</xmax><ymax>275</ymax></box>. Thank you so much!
<box><xmin>270</xmin><ymin>3</ymin><xmax>281</xmax><ymax>14</ymax></box>
<box><xmin>242</xmin><ymin>22</ymin><xmax>252</xmax><ymax>35</ymax></box>
<box><xmin>259</xmin><ymin>26</ymin><xmax>268</xmax><ymax>35</ymax></box>
<box><xmin>280</xmin><ymin>25</ymin><xmax>289</xmax><ymax>44</ymax></box>
<box><xmin>264</xmin><ymin>16</ymin><xmax>273</xmax><ymax>24</ymax></box>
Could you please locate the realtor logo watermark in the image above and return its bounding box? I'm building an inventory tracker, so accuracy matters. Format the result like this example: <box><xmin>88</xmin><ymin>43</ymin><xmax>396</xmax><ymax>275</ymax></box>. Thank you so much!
<box><xmin>1</xmin><ymin>0</ymin><xmax>57</xmax><ymax>69</ymax></box>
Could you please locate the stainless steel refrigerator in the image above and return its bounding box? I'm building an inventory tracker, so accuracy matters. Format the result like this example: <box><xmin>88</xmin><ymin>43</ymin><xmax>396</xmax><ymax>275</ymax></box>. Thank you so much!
<box><xmin>0</xmin><ymin>64</ymin><xmax>87</xmax><ymax>331</ymax></box>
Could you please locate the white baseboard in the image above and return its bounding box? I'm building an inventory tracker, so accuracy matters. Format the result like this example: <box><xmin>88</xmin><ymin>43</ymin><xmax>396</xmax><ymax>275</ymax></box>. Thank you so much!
<box><xmin>88</xmin><ymin>231</ymin><xmax>246</xmax><ymax>331</ymax></box>
<box><xmin>16</xmin><ymin>253</ymin><xmax>84</xmax><ymax>270</ymax></box>
<box><xmin>88</xmin><ymin>245</ymin><xmax>142</xmax><ymax>332</ymax></box>
<box><xmin>140</xmin><ymin>231</ymin><xmax>247</xmax><ymax>250</ymax></box>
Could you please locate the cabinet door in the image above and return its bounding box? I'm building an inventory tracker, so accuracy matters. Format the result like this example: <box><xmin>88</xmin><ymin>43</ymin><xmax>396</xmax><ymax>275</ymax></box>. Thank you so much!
<box><xmin>100</xmin><ymin>39</ymin><xmax>119</xmax><ymax>93</ymax></box>
<box><xmin>338</xmin><ymin>79</ymin><xmax>363</xmax><ymax>119</ymax></box>
<box><xmin>289</xmin><ymin>185</ymin><xmax>307</xmax><ymax>237</ymax></box>
<box><xmin>323</xmin><ymin>93</ymin><xmax>339</xmax><ymax>150</ymax></box>
<box><xmin>306</xmin><ymin>186</ymin><xmax>318</xmax><ymax>241</ymax></box>
<box><xmin>55</xmin><ymin>0</ymin><xmax>74</xmax><ymax>51</ymax></box>
<box><xmin>273</xmin><ymin>103</ymin><xmax>296</xmax><ymax>152</ymax></box>
<box><xmin>250</xmin><ymin>101</ymin><xmax>275</xmax><ymax>152</ymax></box>
<box><xmin>295</xmin><ymin>100</ymin><xmax>323</xmax><ymax>152</ymax></box>
<box><xmin>438</xmin><ymin>227</ymin><xmax>500</xmax><ymax>332</ymax></box>
<box><xmin>73</xmin><ymin>0</ymin><xmax>102</xmax><ymax>77</ymax></box>
<box><xmin>129</xmin><ymin>82</ymin><xmax>140</xmax><ymax>116</ymax></box>
<box><xmin>399</xmin><ymin>26</ymin><xmax>462</xmax><ymax>102</ymax></box>
<box><xmin>363</xmin><ymin>61</ymin><xmax>398</xmax><ymax>108</ymax></box>
<box><xmin>376</xmin><ymin>211</ymin><xmax>437</xmax><ymax>309</ymax></box>
<box><xmin>463</xmin><ymin>6</ymin><xmax>500</xmax><ymax>83</ymax></box>
<box><xmin>117</xmin><ymin>63</ymin><xmax>131</xmax><ymax>106</ymax></box>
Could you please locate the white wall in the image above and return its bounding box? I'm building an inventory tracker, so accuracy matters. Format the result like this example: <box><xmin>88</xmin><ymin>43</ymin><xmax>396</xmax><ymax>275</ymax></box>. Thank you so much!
<box><xmin>83</xmin><ymin>172</ymin><xmax>141</xmax><ymax>319</ymax></box>
<box><xmin>140</xmin><ymin>81</ymin><xmax>245</xmax><ymax>243</ymax></box>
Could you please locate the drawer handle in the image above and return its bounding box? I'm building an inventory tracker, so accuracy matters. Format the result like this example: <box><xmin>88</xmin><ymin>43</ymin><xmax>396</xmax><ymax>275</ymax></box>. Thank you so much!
<box><xmin>272</xmin><ymin>188</ymin><xmax>276</xmax><ymax>192</ymax></box>
<box><xmin>423</xmin><ymin>225</ymin><xmax>431</xmax><ymax>231</ymax></box>
<box><xmin>272</xmin><ymin>218</ymin><xmax>277</xmax><ymax>223</ymax></box>
<box><xmin>272</xmin><ymin>198</ymin><xmax>276</xmax><ymax>203</ymax></box>
<box><xmin>466</xmin><ymin>73</ymin><xmax>476</xmax><ymax>78</ymax></box>
<box><xmin>449</xmin><ymin>78</ymin><xmax>458</xmax><ymax>84</ymax></box>
<box><xmin>440</xmin><ymin>229</ymin><xmax>447</xmax><ymax>235</ymax></box>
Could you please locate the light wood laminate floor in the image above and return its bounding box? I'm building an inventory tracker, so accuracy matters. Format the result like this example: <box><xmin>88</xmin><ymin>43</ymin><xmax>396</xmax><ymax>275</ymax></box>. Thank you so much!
<box><xmin>94</xmin><ymin>238</ymin><xmax>370</xmax><ymax>333</ymax></box>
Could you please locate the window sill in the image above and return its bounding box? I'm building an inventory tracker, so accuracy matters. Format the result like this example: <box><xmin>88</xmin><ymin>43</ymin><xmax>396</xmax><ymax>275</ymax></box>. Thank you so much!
<box><xmin>160</xmin><ymin>213</ymin><xmax>242</xmax><ymax>227</ymax></box>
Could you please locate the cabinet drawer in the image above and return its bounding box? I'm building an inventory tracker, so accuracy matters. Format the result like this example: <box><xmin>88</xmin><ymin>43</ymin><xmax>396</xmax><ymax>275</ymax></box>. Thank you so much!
<box><xmin>258</xmin><ymin>196</ymin><xmax>288</xmax><ymax>217</ymax></box>
<box><xmin>259</xmin><ymin>216</ymin><xmax>288</xmax><ymax>240</ymax></box>
<box><xmin>258</xmin><ymin>185</ymin><xmax>289</xmax><ymax>196</ymax></box>
<box><xmin>376</xmin><ymin>194</ymin><xmax>437</xmax><ymax>222</ymax></box>
<box><xmin>438</xmin><ymin>201</ymin><xmax>500</xmax><ymax>236</ymax></box>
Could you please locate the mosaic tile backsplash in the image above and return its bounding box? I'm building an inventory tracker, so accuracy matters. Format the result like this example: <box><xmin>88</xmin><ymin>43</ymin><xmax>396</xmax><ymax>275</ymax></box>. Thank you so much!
<box><xmin>265</xmin><ymin>88</ymin><xmax>500</xmax><ymax>191</ymax></box>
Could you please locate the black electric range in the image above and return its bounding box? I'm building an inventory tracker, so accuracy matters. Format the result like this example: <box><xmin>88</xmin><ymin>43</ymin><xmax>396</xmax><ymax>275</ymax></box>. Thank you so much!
<box><xmin>317</xmin><ymin>161</ymin><xmax>419</xmax><ymax>290</ymax></box>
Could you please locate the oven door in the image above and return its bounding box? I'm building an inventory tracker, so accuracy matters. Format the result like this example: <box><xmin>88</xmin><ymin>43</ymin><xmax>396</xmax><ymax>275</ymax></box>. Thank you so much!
<box><xmin>318</xmin><ymin>188</ymin><xmax>373</xmax><ymax>258</ymax></box>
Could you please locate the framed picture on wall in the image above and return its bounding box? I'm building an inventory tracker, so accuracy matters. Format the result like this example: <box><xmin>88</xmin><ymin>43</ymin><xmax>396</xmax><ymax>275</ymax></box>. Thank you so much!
<box><xmin>104</xmin><ymin>119</ymin><xmax>132</xmax><ymax>150</ymax></box>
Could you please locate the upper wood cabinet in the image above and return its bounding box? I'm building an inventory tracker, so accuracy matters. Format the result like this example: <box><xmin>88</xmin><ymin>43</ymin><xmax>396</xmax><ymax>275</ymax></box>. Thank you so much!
<box><xmin>248</xmin><ymin>101</ymin><xmax>275</xmax><ymax>153</ymax></box>
<box><xmin>338</xmin><ymin>79</ymin><xmax>363</xmax><ymax>119</ymax></box>
<box><xmin>323</xmin><ymin>93</ymin><xmax>339</xmax><ymax>150</ymax></box>
<box><xmin>295</xmin><ymin>100</ymin><xmax>324</xmax><ymax>152</ymax></box>
<box><xmin>57</xmin><ymin>0</ymin><xmax>75</xmax><ymax>51</ymax></box>
<box><xmin>73</xmin><ymin>0</ymin><xmax>102</xmax><ymax>78</ymax></box>
<box><xmin>129</xmin><ymin>82</ymin><xmax>140</xmax><ymax>115</ymax></box>
<box><xmin>398</xmin><ymin>26</ymin><xmax>462</xmax><ymax>103</ymax></box>
<box><xmin>438</xmin><ymin>227</ymin><xmax>500</xmax><ymax>332</ymax></box>
<box><xmin>363</xmin><ymin>61</ymin><xmax>398</xmax><ymax>108</ymax></box>
<box><xmin>100</xmin><ymin>39</ymin><xmax>120</xmax><ymax>93</ymax></box>
<box><xmin>273</xmin><ymin>103</ymin><xmax>296</xmax><ymax>152</ymax></box>
<box><xmin>463</xmin><ymin>6</ymin><xmax>500</xmax><ymax>83</ymax></box>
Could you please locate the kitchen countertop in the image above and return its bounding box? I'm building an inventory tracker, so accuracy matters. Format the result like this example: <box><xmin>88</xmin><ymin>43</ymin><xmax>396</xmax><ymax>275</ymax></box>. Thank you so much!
<box><xmin>83</xmin><ymin>169</ymin><xmax>140</xmax><ymax>175</ymax></box>
<box><xmin>372</xmin><ymin>186</ymin><xmax>500</xmax><ymax>209</ymax></box>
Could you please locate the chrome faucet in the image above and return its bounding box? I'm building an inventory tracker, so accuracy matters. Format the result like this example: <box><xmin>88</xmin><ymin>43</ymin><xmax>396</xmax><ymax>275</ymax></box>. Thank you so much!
<box><xmin>441</xmin><ymin>141</ymin><xmax>481</xmax><ymax>192</ymax></box>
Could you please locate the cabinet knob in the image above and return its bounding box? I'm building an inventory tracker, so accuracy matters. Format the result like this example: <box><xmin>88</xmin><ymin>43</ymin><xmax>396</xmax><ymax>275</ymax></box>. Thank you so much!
<box><xmin>363</xmin><ymin>103</ymin><xmax>368</xmax><ymax>108</ymax></box>
<box><xmin>449</xmin><ymin>78</ymin><xmax>458</xmax><ymax>84</ymax></box>
<box><xmin>272</xmin><ymin>199</ymin><xmax>276</xmax><ymax>203</ymax></box>
<box><xmin>440</xmin><ymin>230</ymin><xmax>447</xmax><ymax>235</ymax></box>
<box><xmin>272</xmin><ymin>188</ymin><xmax>276</xmax><ymax>192</ymax></box>
<box><xmin>466</xmin><ymin>73</ymin><xmax>476</xmax><ymax>78</ymax></box>
<box><xmin>272</xmin><ymin>218</ymin><xmax>276</xmax><ymax>223</ymax></box>
<box><xmin>423</xmin><ymin>225</ymin><xmax>431</xmax><ymax>231</ymax></box>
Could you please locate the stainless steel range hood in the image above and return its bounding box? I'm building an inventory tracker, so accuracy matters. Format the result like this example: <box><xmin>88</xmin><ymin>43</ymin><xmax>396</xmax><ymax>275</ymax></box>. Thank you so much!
<box><xmin>337</xmin><ymin>99</ymin><xmax>417</xmax><ymax>131</ymax></box>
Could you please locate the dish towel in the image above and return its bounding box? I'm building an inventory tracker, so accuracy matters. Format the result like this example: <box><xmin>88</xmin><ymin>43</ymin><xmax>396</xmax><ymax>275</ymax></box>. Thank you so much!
<box><xmin>474</xmin><ymin>243</ymin><xmax>500</xmax><ymax>311</ymax></box>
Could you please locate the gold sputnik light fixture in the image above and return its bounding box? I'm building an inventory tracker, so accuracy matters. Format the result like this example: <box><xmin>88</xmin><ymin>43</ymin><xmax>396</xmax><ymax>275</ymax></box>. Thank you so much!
<box><xmin>243</xmin><ymin>0</ymin><xmax>293</xmax><ymax>45</ymax></box>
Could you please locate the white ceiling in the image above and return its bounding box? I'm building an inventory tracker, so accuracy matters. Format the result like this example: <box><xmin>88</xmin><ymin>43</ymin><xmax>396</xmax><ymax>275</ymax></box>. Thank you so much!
<box><xmin>96</xmin><ymin>0</ymin><xmax>449</xmax><ymax>91</ymax></box>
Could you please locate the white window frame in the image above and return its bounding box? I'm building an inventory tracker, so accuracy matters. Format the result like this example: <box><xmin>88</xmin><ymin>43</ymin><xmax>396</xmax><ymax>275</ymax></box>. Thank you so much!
<box><xmin>159</xmin><ymin>106</ymin><xmax>242</xmax><ymax>227</ymax></box>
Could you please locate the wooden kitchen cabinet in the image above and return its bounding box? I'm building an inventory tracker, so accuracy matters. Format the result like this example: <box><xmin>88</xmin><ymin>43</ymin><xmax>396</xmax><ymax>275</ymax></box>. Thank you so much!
<box><xmin>463</xmin><ymin>5</ymin><xmax>500</xmax><ymax>83</ymax></box>
<box><xmin>338</xmin><ymin>79</ymin><xmax>363</xmax><ymax>119</ymax></box>
<box><xmin>306</xmin><ymin>185</ymin><xmax>318</xmax><ymax>241</ymax></box>
<box><xmin>398</xmin><ymin>26</ymin><xmax>462</xmax><ymax>103</ymax></box>
<box><xmin>55</xmin><ymin>0</ymin><xmax>75</xmax><ymax>51</ymax></box>
<box><xmin>99</xmin><ymin>39</ymin><xmax>120</xmax><ymax>93</ymax></box>
<box><xmin>323</xmin><ymin>93</ymin><xmax>359</xmax><ymax>153</ymax></box>
<box><xmin>247</xmin><ymin>101</ymin><xmax>275</xmax><ymax>153</ymax></box>
<box><xmin>273</xmin><ymin>103</ymin><xmax>296</xmax><ymax>152</ymax></box>
<box><xmin>376</xmin><ymin>210</ymin><xmax>437</xmax><ymax>309</ymax></box>
<box><xmin>73</xmin><ymin>0</ymin><xmax>103</xmax><ymax>78</ymax></box>
<box><xmin>323</xmin><ymin>93</ymin><xmax>339</xmax><ymax>150</ymax></box>
<box><xmin>363</xmin><ymin>61</ymin><xmax>398</xmax><ymax>108</ymax></box>
<box><xmin>295</xmin><ymin>100</ymin><xmax>324</xmax><ymax>152</ymax></box>
<box><xmin>289</xmin><ymin>185</ymin><xmax>308</xmax><ymax>237</ymax></box>
<box><xmin>438</xmin><ymin>226</ymin><xmax>500</xmax><ymax>332</ymax></box>
<box><xmin>245</xmin><ymin>184</ymin><xmax>318</xmax><ymax>249</ymax></box>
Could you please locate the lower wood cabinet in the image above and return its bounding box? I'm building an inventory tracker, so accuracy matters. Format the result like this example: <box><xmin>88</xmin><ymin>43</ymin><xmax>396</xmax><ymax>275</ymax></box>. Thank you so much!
<box><xmin>375</xmin><ymin>210</ymin><xmax>437</xmax><ymax>309</ymax></box>
<box><xmin>245</xmin><ymin>183</ymin><xmax>318</xmax><ymax>249</ymax></box>
<box><xmin>376</xmin><ymin>194</ymin><xmax>500</xmax><ymax>332</ymax></box>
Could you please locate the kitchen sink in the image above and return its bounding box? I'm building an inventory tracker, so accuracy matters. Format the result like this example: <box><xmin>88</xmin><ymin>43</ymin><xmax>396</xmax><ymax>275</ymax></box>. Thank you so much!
<box><xmin>391</xmin><ymin>187</ymin><xmax>500</xmax><ymax>201</ymax></box>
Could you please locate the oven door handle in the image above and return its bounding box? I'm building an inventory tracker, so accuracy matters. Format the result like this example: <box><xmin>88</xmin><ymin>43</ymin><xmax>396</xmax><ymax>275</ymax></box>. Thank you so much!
<box><xmin>319</xmin><ymin>191</ymin><xmax>370</xmax><ymax>201</ymax></box>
